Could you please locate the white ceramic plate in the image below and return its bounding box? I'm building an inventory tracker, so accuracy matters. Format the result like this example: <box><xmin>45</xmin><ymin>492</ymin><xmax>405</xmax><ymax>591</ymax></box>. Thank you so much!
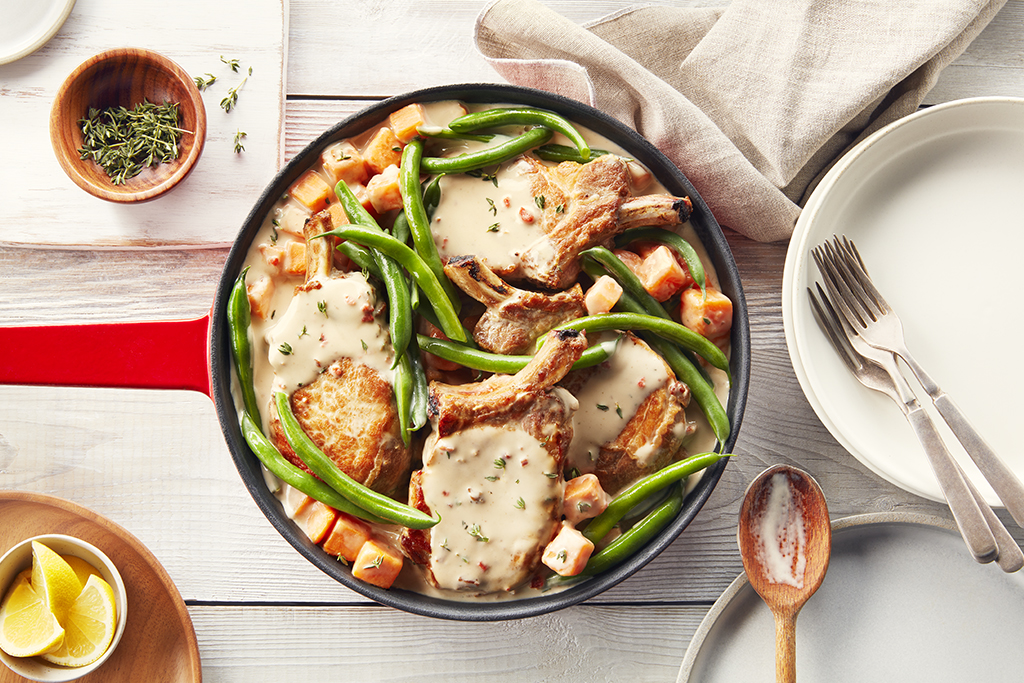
<box><xmin>678</xmin><ymin>513</ymin><xmax>1024</xmax><ymax>682</ymax></box>
<box><xmin>0</xmin><ymin>0</ymin><xmax>76</xmax><ymax>65</ymax></box>
<box><xmin>782</xmin><ymin>97</ymin><xmax>1024</xmax><ymax>504</ymax></box>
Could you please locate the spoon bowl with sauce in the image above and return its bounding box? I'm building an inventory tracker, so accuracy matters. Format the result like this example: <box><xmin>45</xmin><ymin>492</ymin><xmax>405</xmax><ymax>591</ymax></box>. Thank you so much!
<box><xmin>738</xmin><ymin>465</ymin><xmax>831</xmax><ymax>683</ymax></box>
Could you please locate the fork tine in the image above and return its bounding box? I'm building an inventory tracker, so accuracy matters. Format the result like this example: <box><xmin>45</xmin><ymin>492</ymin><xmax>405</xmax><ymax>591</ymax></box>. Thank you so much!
<box><xmin>822</xmin><ymin>239</ymin><xmax>879</xmax><ymax>322</ymax></box>
<box><xmin>832</xmin><ymin>236</ymin><xmax>892</xmax><ymax>316</ymax></box>
<box><xmin>807</xmin><ymin>284</ymin><xmax>861</xmax><ymax>376</ymax></box>
<box><xmin>812</xmin><ymin>246</ymin><xmax>869</xmax><ymax>333</ymax></box>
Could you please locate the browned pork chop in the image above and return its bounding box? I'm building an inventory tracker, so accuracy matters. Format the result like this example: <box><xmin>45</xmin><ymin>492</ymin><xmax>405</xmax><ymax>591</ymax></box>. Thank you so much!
<box><xmin>514</xmin><ymin>154</ymin><xmax>692</xmax><ymax>290</ymax></box>
<box><xmin>269</xmin><ymin>210</ymin><xmax>411</xmax><ymax>498</ymax></box>
<box><xmin>444</xmin><ymin>255</ymin><xmax>585</xmax><ymax>355</ymax></box>
<box><xmin>560</xmin><ymin>333</ymin><xmax>694</xmax><ymax>494</ymax></box>
<box><xmin>401</xmin><ymin>329</ymin><xmax>586</xmax><ymax>593</ymax></box>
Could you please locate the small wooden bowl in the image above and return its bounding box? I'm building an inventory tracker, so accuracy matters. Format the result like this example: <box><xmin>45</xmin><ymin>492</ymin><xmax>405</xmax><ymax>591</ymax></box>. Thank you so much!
<box><xmin>50</xmin><ymin>48</ymin><xmax>206</xmax><ymax>203</ymax></box>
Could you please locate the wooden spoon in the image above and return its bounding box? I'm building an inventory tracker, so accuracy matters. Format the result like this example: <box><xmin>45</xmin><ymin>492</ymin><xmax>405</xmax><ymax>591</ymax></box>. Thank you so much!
<box><xmin>737</xmin><ymin>465</ymin><xmax>831</xmax><ymax>683</ymax></box>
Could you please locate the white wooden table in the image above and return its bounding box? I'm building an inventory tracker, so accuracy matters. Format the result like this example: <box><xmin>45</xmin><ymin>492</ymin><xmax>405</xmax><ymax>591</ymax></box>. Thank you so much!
<box><xmin>2</xmin><ymin>2</ymin><xmax>1023</xmax><ymax>681</ymax></box>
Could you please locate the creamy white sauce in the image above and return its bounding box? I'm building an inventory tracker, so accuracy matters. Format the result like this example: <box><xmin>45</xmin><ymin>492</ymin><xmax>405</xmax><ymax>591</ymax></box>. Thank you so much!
<box><xmin>566</xmin><ymin>334</ymin><xmax>672</xmax><ymax>472</ymax></box>
<box><xmin>420</xmin><ymin>425</ymin><xmax>562</xmax><ymax>594</ymax></box>
<box><xmin>264</xmin><ymin>272</ymin><xmax>394</xmax><ymax>396</ymax></box>
<box><xmin>431</xmin><ymin>155</ymin><xmax>545</xmax><ymax>271</ymax></box>
<box><xmin>754</xmin><ymin>472</ymin><xmax>807</xmax><ymax>588</ymax></box>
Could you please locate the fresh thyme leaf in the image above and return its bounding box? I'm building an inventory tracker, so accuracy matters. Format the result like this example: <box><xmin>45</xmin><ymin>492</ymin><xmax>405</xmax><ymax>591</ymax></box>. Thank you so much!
<box><xmin>278</xmin><ymin>342</ymin><xmax>293</xmax><ymax>355</ymax></box>
<box><xmin>220</xmin><ymin>70</ymin><xmax>250</xmax><ymax>113</ymax></box>
<box><xmin>361</xmin><ymin>339</ymin><xmax>368</xmax><ymax>351</ymax></box>
<box><xmin>467</xmin><ymin>524</ymin><xmax>489</xmax><ymax>542</ymax></box>
<box><xmin>486</xmin><ymin>222</ymin><xmax>500</xmax><ymax>232</ymax></box>
<box><xmin>596</xmin><ymin>403</ymin><xmax>609</xmax><ymax>411</ymax></box>
<box><xmin>364</xmin><ymin>554</ymin><xmax>384</xmax><ymax>570</ymax></box>
<box><xmin>493</xmin><ymin>458</ymin><xmax>506</xmax><ymax>469</ymax></box>
<box><xmin>557</xmin><ymin>549</ymin><xmax>568</xmax><ymax>562</ymax></box>
<box><xmin>515</xmin><ymin>497</ymin><xmax>526</xmax><ymax>510</ymax></box>
<box><xmin>555</xmin><ymin>204</ymin><xmax>565</xmax><ymax>214</ymax></box>
<box><xmin>535</xmin><ymin>195</ymin><xmax>545</xmax><ymax>209</ymax></box>
<box><xmin>77</xmin><ymin>101</ymin><xmax>190</xmax><ymax>185</ymax></box>
<box><xmin>318</xmin><ymin>300</ymin><xmax>328</xmax><ymax>317</ymax></box>
<box><xmin>220</xmin><ymin>55</ymin><xmax>241</xmax><ymax>72</ymax></box>
<box><xmin>194</xmin><ymin>73</ymin><xmax>217</xmax><ymax>90</ymax></box>
<box><xmin>577</xmin><ymin>501</ymin><xmax>591</xmax><ymax>513</ymax></box>
<box><xmin>485</xmin><ymin>475</ymin><xmax>498</xmax><ymax>482</ymax></box>
<box><xmin>234</xmin><ymin>129</ymin><xmax>247</xmax><ymax>153</ymax></box>
<box><xmin>299</xmin><ymin>325</ymin><xmax>308</xmax><ymax>338</ymax></box>
<box><xmin>615</xmin><ymin>403</ymin><xmax>623</xmax><ymax>418</ymax></box>
<box><xmin>486</xmin><ymin>197</ymin><xmax>497</xmax><ymax>216</ymax></box>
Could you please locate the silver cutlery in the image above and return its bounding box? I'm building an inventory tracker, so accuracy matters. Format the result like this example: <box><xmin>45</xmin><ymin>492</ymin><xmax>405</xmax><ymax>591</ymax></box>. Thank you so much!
<box><xmin>813</xmin><ymin>236</ymin><xmax>1024</xmax><ymax>529</ymax></box>
<box><xmin>808</xmin><ymin>283</ymin><xmax>1023</xmax><ymax>571</ymax></box>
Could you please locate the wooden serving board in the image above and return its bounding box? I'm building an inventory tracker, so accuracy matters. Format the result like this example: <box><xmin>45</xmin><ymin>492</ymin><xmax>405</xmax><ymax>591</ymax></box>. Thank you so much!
<box><xmin>0</xmin><ymin>0</ymin><xmax>287</xmax><ymax>248</ymax></box>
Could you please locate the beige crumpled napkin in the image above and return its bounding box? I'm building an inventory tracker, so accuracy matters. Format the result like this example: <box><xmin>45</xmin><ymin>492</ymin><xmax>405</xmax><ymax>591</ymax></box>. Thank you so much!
<box><xmin>475</xmin><ymin>0</ymin><xmax>1006</xmax><ymax>241</ymax></box>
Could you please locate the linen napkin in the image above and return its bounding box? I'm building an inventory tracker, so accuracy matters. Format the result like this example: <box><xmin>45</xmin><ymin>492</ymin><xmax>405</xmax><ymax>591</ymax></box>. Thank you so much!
<box><xmin>475</xmin><ymin>0</ymin><xmax>1006</xmax><ymax>241</ymax></box>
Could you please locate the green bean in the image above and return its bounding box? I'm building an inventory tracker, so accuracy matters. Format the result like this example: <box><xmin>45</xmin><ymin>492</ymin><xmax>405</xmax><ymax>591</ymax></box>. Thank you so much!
<box><xmin>580</xmin><ymin>258</ymin><xmax>731</xmax><ymax>445</ymax></box>
<box><xmin>615</xmin><ymin>227</ymin><xmax>706</xmax><ymax>297</ymax></box>
<box><xmin>416</xmin><ymin>333</ymin><xmax>618</xmax><ymax>374</ymax></box>
<box><xmin>420</xmin><ymin>127</ymin><xmax>554</xmax><ymax>174</ymax></box>
<box><xmin>312</xmin><ymin>224</ymin><xmax>468</xmax><ymax>344</ymax></box>
<box><xmin>227</xmin><ymin>266</ymin><xmax>261</xmax><ymax>423</ymax></box>
<box><xmin>274</xmin><ymin>392</ymin><xmax>439</xmax><ymax>529</ymax></box>
<box><xmin>448</xmin><ymin>107</ymin><xmax>590</xmax><ymax>160</ymax></box>
<box><xmin>422</xmin><ymin>174</ymin><xmax>444</xmax><ymax>213</ymax></box>
<box><xmin>581</xmin><ymin>246</ymin><xmax>672</xmax><ymax>320</ymax></box>
<box><xmin>337</xmin><ymin>241</ymin><xmax>382</xmax><ymax>279</ymax></box>
<box><xmin>240</xmin><ymin>413</ymin><xmax>388</xmax><ymax>525</ymax></box>
<box><xmin>417</xmin><ymin>127</ymin><xmax>495</xmax><ymax>144</ymax></box>
<box><xmin>400</xmin><ymin>139</ymin><xmax>461</xmax><ymax>310</ymax></box>
<box><xmin>533</xmin><ymin>144</ymin><xmax>611</xmax><ymax>164</ymax></box>
<box><xmin>407</xmin><ymin>334</ymin><xmax>429</xmax><ymax>432</ymax></box>
<box><xmin>393</xmin><ymin>352</ymin><xmax>414</xmax><ymax>446</ymax></box>
<box><xmin>580</xmin><ymin>483</ymin><xmax>684</xmax><ymax>577</ymax></box>
<box><xmin>548</xmin><ymin>312</ymin><xmax>729</xmax><ymax>374</ymax></box>
<box><xmin>391</xmin><ymin>211</ymin><xmax>419</xmax><ymax>311</ymax></box>
<box><xmin>583</xmin><ymin>452</ymin><xmax>726</xmax><ymax>544</ymax></box>
<box><xmin>334</xmin><ymin>181</ymin><xmax>412</xmax><ymax>360</ymax></box>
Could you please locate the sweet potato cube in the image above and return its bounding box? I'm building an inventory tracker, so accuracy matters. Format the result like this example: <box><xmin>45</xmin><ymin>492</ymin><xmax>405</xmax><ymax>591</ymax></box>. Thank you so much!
<box><xmin>389</xmin><ymin>103</ymin><xmax>427</xmax><ymax>143</ymax></box>
<box><xmin>562</xmin><ymin>473</ymin><xmax>610</xmax><ymax>525</ymax></box>
<box><xmin>321</xmin><ymin>141</ymin><xmax>368</xmax><ymax>185</ymax></box>
<box><xmin>352</xmin><ymin>538</ymin><xmax>404</xmax><ymax>589</ymax></box>
<box><xmin>366</xmin><ymin>164</ymin><xmax>403</xmax><ymax>213</ymax></box>
<box><xmin>298</xmin><ymin>500</ymin><xmax>338</xmax><ymax>545</ymax></box>
<box><xmin>584</xmin><ymin>275</ymin><xmax>622</xmax><ymax>316</ymax></box>
<box><xmin>322</xmin><ymin>512</ymin><xmax>373</xmax><ymax>562</ymax></box>
<box><xmin>612</xmin><ymin>248</ymin><xmax>643</xmax><ymax>277</ymax></box>
<box><xmin>363</xmin><ymin>127</ymin><xmax>403</xmax><ymax>175</ymax></box>
<box><xmin>259</xmin><ymin>243</ymin><xmax>285</xmax><ymax>272</ymax></box>
<box><xmin>326</xmin><ymin>201</ymin><xmax>350</xmax><ymax>228</ymax></box>
<box><xmin>246</xmin><ymin>274</ymin><xmax>275</xmax><ymax>320</ymax></box>
<box><xmin>283</xmin><ymin>240</ymin><xmax>307</xmax><ymax>276</ymax></box>
<box><xmin>542</xmin><ymin>524</ymin><xmax>595</xmax><ymax>577</ymax></box>
<box><xmin>680</xmin><ymin>286</ymin><xmax>733</xmax><ymax>341</ymax></box>
<box><xmin>639</xmin><ymin>245</ymin><xmax>692</xmax><ymax>301</ymax></box>
<box><xmin>289</xmin><ymin>170</ymin><xmax>333</xmax><ymax>212</ymax></box>
<box><xmin>281</xmin><ymin>486</ymin><xmax>313</xmax><ymax>518</ymax></box>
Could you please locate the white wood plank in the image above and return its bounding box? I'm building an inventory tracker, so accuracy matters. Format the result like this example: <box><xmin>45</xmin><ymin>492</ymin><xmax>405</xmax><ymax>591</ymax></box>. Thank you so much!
<box><xmin>0</xmin><ymin>0</ymin><xmax>287</xmax><ymax>248</ymax></box>
<box><xmin>188</xmin><ymin>604</ymin><xmax>706</xmax><ymax>683</ymax></box>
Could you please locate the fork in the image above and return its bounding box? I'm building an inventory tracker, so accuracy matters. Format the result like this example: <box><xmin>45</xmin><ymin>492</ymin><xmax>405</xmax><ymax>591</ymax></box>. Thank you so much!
<box><xmin>813</xmin><ymin>236</ymin><xmax>1024</xmax><ymax>529</ymax></box>
<box><xmin>809</xmin><ymin>283</ymin><xmax>1023</xmax><ymax>572</ymax></box>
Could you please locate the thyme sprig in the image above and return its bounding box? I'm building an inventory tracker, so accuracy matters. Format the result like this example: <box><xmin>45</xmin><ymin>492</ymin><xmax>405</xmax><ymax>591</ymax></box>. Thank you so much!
<box><xmin>77</xmin><ymin>100</ymin><xmax>190</xmax><ymax>185</ymax></box>
<box><xmin>221</xmin><ymin>66</ymin><xmax>252</xmax><ymax>113</ymax></box>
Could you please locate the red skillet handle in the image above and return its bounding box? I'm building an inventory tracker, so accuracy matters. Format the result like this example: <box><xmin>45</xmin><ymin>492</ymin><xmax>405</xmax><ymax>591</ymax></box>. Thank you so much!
<box><xmin>0</xmin><ymin>316</ymin><xmax>212</xmax><ymax>396</ymax></box>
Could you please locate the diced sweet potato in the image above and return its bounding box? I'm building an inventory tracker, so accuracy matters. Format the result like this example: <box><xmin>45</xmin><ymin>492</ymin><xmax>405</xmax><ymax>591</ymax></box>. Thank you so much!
<box><xmin>322</xmin><ymin>512</ymin><xmax>373</xmax><ymax>562</ymax></box>
<box><xmin>638</xmin><ymin>245</ymin><xmax>692</xmax><ymax>301</ymax></box>
<box><xmin>366</xmin><ymin>164</ymin><xmax>403</xmax><ymax>213</ymax></box>
<box><xmin>542</xmin><ymin>524</ymin><xmax>595</xmax><ymax>577</ymax></box>
<box><xmin>281</xmin><ymin>486</ymin><xmax>313</xmax><ymax>518</ymax></box>
<box><xmin>363</xmin><ymin>127</ymin><xmax>404</xmax><ymax>175</ymax></box>
<box><xmin>247</xmin><ymin>274</ymin><xmax>275</xmax><ymax>320</ymax></box>
<box><xmin>352</xmin><ymin>538</ymin><xmax>404</xmax><ymax>589</ymax></box>
<box><xmin>584</xmin><ymin>275</ymin><xmax>622</xmax><ymax>316</ymax></box>
<box><xmin>289</xmin><ymin>170</ymin><xmax>333</xmax><ymax>212</ymax></box>
<box><xmin>562</xmin><ymin>473</ymin><xmax>610</xmax><ymax>526</ymax></box>
<box><xmin>321</xmin><ymin>141</ymin><xmax>369</xmax><ymax>185</ymax></box>
<box><xmin>298</xmin><ymin>500</ymin><xmax>338</xmax><ymax>545</ymax></box>
<box><xmin>612</xmin><ymin>248</ymin><xmax>644</xmax><ymax>277</ymax></box>
<box><xmin>259</xmin><ymin>243</ymin><xmax>284</xmax><ymax>272</ymax></box>
<box><xmin>326</xmin><ymin>201</ymin><xmax>349</xmax><ymax>228</ymax></box>
<box><xmin>679</xmin><ymin>286</ymin><xmax>733</xmax><ymax>342</ymax></box>
<box><xmin>389</xmin><ymin>103</ymin><xmax>426</xmax><ymax>143</ymax></box>
<box><xmin>283</xmin><ymin>240</ymin><xmax>307</xmax><ymax>276</ymax></box>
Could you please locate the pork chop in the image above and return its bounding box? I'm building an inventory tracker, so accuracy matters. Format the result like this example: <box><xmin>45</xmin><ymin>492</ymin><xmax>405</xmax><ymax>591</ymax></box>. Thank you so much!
<box><xmin>401</xmin><ymin>329</ymin><xmax>586</xmax><ymax>593</ymax></box>
<box><xmin>444</xmin><ymin>255</ymin><xmax>585</xmax><ymax>355</ymax></box>
<box><xmin>515</xmin><ymin>154</ymin><xmax>692</xmax><ymax>290</ymax></box>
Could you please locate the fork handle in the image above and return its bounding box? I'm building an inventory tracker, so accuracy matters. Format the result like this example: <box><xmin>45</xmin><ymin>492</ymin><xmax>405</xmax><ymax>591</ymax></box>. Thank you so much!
<box><xmin>931</xmin><ymin>393</ymin><xmax>1024</xmax><ymax>528</ymax></box>
<box><xmin>906</xmin><ymin>404</ymin><xmax>997</xmax><ymax>563</ymax></box>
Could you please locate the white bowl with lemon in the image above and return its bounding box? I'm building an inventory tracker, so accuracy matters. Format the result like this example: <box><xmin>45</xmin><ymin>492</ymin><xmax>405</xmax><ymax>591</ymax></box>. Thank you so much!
<box><xmin>0</xmin><ymin>535</ymin><xmax>127</xmax><ymax>682</ymax></box>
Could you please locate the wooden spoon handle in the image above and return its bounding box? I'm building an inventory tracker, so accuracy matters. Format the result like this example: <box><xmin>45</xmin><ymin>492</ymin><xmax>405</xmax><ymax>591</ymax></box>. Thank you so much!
<box><xmin>774</xmin><ymin>611</ymin><xmax>796</xmax><ymax>683</ymax></box>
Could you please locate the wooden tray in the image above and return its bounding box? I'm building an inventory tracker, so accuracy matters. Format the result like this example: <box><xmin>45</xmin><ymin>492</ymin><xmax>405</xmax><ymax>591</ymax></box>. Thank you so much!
<box><xmin>0</xmin><ymin>491</ymin><xmax>201</xmax><ymax>683</ymax></box>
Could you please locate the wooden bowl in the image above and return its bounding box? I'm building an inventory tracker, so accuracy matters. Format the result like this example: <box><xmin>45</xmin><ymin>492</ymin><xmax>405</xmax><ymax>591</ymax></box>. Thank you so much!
<box><xmin>49</xmin><ymin>48</ymin><xmax>206</xmax><ymax>203</ymax></box>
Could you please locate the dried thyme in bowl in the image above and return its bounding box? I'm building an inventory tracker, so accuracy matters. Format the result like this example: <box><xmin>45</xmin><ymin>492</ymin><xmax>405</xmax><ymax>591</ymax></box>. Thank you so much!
<box><xmin>77</xmin><ymin>100</ymin><xmax>191</xmax><ymax>185</ymax></box>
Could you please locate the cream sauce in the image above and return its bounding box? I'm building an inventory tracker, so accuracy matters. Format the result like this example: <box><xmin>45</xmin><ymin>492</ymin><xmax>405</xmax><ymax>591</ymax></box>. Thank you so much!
<box><xmin>754</xmin><ymin>472</ymin><xmax>807</xmax><ymax>588</ymax></box>
<box><xmin>264</xmin><ymin>272</ymin><xmax>394</xmax><ymax>396</ymax></box>
<box><xmin>419</xmin><ymin>425</ymin><xmax>562</xmax><ymax>594</ymax></box>
<box><xmin>566</xmin><ymin>334</ymin><xmax>672</xmax><ymax>473</ymax></box>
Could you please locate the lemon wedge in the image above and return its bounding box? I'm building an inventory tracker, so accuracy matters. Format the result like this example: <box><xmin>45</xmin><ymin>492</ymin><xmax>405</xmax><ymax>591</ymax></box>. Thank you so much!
<box><xmin>40</xmin><ymin>574</ymin><xmax>118</xmax><ymax>668</ymax></box>
<box><xmin>30</xmin><ymin>541</ymin><xmax>83</xmax><ymax>626</ymax></box>
<box><xmin>63</xmin><ymin>555</ymin><xmax>102</xmax><ymax>587</ymax></box>
<box><xmin>0</xmin><ymin>570</ymin><xmax>65</xmax><ymax>658</ymax></box>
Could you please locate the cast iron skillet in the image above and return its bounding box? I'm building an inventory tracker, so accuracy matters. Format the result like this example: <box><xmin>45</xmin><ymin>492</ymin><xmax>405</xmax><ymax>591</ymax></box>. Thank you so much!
<box><xmin>1</xmin><ymin>84</ymin><xmax>749</xmax><ymax>621</ymax></box>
